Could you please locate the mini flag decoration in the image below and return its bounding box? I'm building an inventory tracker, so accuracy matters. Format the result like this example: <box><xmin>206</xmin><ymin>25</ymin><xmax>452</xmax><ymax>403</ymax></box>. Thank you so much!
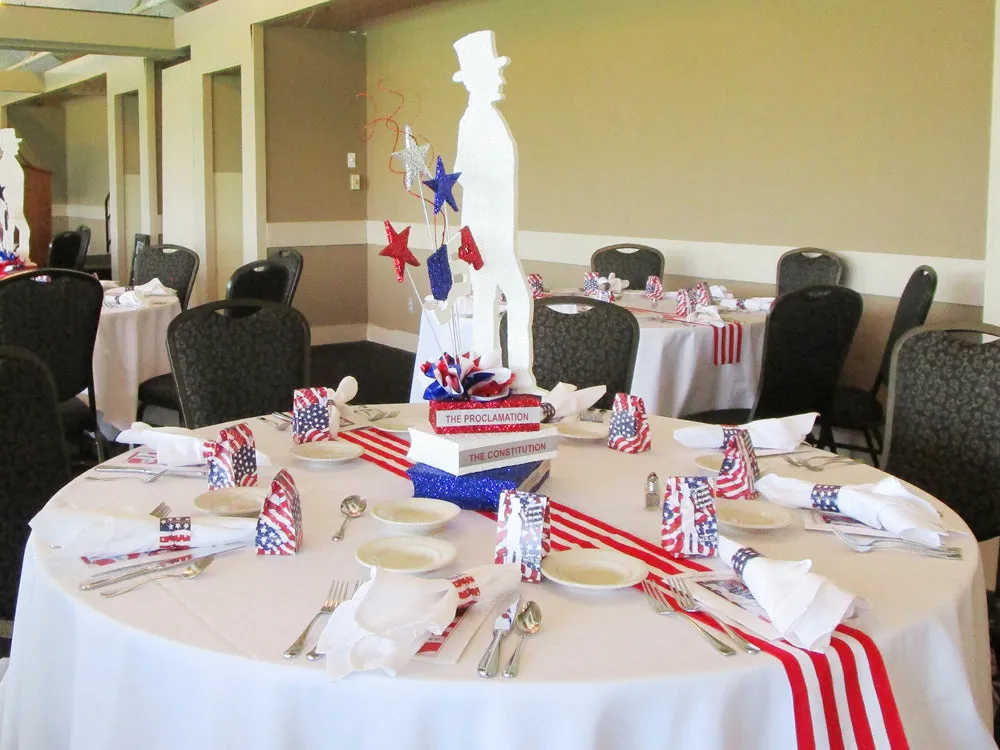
<box><xmin>714</xmin><ymin>427</ymin><xmax>760</xmax><ymax>500</ymax></box>
<box><xmin>583</xmin><ymin>271</ymin><xmax>599</xmax><ymax>295</ymax></box>
<box><xmin>427</xmin><ymin>244</ymin><xmax>454</xmax><ymax>301</ymax></box>
<box><xmin>713</xmin><ymin>321</ymin><xmax>743</xmax><ymax>366</ymax></box>
<box><xmin>675</xmin><ymin>288</ymin><xmax>698</xmax><ymax>317</ymax></box>
<box><xmin>457</xmin><ymin>226</ymin><xmax>484</xmax><ymax>270</ymax></box>
<box><xmin>379</xmin><ymin>221</ymin><xmax>421</xmax><ymax>282</ymax></box>
<box><xmin>422</xmin><ymin>156</ymin><xmax>461</xmax><ymax>214</ymax></box>
<box><xmin>420</xmin><ymin>351</ymin><xmax>514</xmax><ymax>401</ymax></box>
<box><xmin>204</xmin><ymin>423</ymin><xmax>258</xmax><ymax>491</ymax></box>
<box><xmin>608</xmin><ymin>393</ymin><xmax>651</xmax><ymax>453</ymax></box>
<box><xmin>526</xmin><ymin>273</ymin><xmax>544</xmax><ymax>298</ymax></box>
<box><xmin>255</xmin><ymin>469</ymin><xmax>303</xmax><ymax>555</ymax></box>
<box><xmin>292</xmin><ymin>387</ymin><xmax>332</xmax><ymax>444</ymax></box>
<box><xmin>661</xmin><ymin>476</ymin><xmax>718</xmax><ymax>558</ymax></box>
<box><xmin>694</xmin><ymin>282</ymin><xmax>712</xmax><ymax>307</ymax></box>
<box><xmin>644</xmin><ymin>275</ymin><xmax>664</xmax><ymax>301</ymax></box>
<box><xmin>159</xmin><ymin>517</ymin><xmax>193</xmax><ymax>550</ymax></box>
<box><xmin>495</xmin><ymin>490</ymin><xmax>551</xmax><ymax>582</ymax></box>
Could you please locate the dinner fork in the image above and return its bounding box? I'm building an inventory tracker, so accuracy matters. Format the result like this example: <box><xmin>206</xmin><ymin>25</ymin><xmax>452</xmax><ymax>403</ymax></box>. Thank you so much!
<box><xmin>640</xmin><ymin>580</ymin><xmax>736</xmax><ymax>656</ymax></box>
<box><xmin>305</xmin><ymin>580</ymin><xmax>363</xmax><ymax>661</ymax></box>
<box><xmin>284</xmin><ymin>579</ymin><xmax>355</xmax><ymax>659</ymax></box>
<box><xmin>149</xmin><ymin>501</ymin><xmax>172</xmax><ymax>519</ymax></box>
<box><xmin>829</xmin><ymin>526</ymin><xmax>962</xmax><ymax>559</ymax></box>
<box><xmin>666</xmin><ymin>577</ymin><xmax>760</xmax><ymax>655</ymax></box>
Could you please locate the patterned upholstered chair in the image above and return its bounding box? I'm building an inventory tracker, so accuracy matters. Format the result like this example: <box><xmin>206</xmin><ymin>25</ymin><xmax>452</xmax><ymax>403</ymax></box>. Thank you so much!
<box><xmin>501</xmin><ymin>295</ymin><xmax>640</xmax><ymax>410</ymax></box>
<box><xmin>132</xmin><ymin>244</ymin><xmax>200</xmax><ymax>309</ymax></box>
<box><xmin>683</xmin><ymin>286</ymin><xmax>863</xmax><ymax>448</ymax></box>
<box><xmin>47</xmin><ymin>230</ymin><xmax>88</xmax><ymax>271</ymax></box>
<box><xmin>590</xmin><ymin>244</ymin><xmax>664</xmax><ymax>291</ymax></box>
<box><xmin>168</xmin><ymin>300</ymin><xmax>310</xmax><ymax>429</ymax></box>
<box><xmin>127</xmin><ymin>233</ymin><xmax>151</xmax><ymax>286</ymax></box>
<box><xmin>266</xmin><ymin>247</ymin><xmax>304</xmax><ymax>305</ymax></box>
<box><xmin>825</xmin><ymin>266</ymin><xmax>937</xmax><ymax>464</ymax></box>
<box><xmin>776</xmin><ymin>247</ymin><xmax>846</xmax><ymax>297</ymax></box>
<box><xmin>227</xmin><ymin>259</ymin><xmax>293</xmax><ymax>308</ymax></box>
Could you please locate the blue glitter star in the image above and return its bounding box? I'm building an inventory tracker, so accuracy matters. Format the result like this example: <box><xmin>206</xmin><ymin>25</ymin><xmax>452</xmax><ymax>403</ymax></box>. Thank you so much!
<box><xmin>422</xmin><ymin>156</ymin><xmax>461</xmax><ymax>214</ymax></box>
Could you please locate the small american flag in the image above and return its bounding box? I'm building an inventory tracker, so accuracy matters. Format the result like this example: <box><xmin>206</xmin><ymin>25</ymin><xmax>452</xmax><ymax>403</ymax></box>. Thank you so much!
<box><xmin>495</xmin><ymin>490</ymin><xmax>551</xmax><ymax>583</ymax></box>
<box><xmin>159</xmin><ymin>517</ymin><xmax>192</xmax><ymax>549</ymax></box>
<box><xmin>714</xmin><ymin>428</ymin><xmax>760</xmax><ymax>500</ymax></box>
<box><xmin>644</xmin><ymin>275</ymin><xmax>664</xmax><ymax>301</ymax></box>
<box><xmin>204</xmin><ymin>423</ymin><xmax>258</xmax><ymax>491</ymax></box>
<box><xmin>292</xmin><ymin>387</ymin><xmax>332</xmax><ymax>444</ymax></box>
<box><xmin>810</xmin><ymin>484</ymin><xmax>842</xmax><ymax>512</ymax></box>
<box><xmin>694</xmin><ymin>282</ymin><xmax>712</xmax><ymax>307</ymax></box>
<box><xmin>661</xmin><ymin>476</ymin><xmax>718</xmax><ymax>558</ymax></box>
<box><xmin>713</xmin><ymin>321</ymin><xmax>743</xmax><ymax>366</ymax></box>
<box><xmin>607</xmin><ymin>392</ymin><xmax>651</xmax><ymax>454</ymax></box>
<box><xmin>255</xmin><ymin>469</ymin><xmax>303</xmax><ymax>555</ymax></box>
<box><xmin>675</xmin><ymin>288</ymin><xmax>698</xmax><ymax>317</ymax></box>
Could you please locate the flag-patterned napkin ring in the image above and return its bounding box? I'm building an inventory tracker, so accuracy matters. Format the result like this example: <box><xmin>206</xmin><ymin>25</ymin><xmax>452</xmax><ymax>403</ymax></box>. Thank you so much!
<box><xmin>495</xmin><ymin>490</ymin><xmax>551</xmax><ymax>582</ymax></box>
<box><xmin>203</xmin><ymin>423</ymin><xmax>258</xmax><ymax>491</ymax></box>
<box><xmin>159</xmin><ymin>517</ymin><xmax>193</xmax><ymax>550</ymax></box>
<box><xmin>661</xmin><ymin>476</ymin><xmax>718</xmax><ymax>558</ymax></box>
<box><xmin>675</xmin><ymin>288</ymin><xmax>699</xmax><ymax>318</ymax></box>
<box><xmin>714</xmin><ymin>427</ymin><xmax>760</xmax><ymax>500</ymax></box>
<box><xmin>420</xmin><ymin>351</ymin><xmax>514</xmax><ymax>402</ymax></box>
<box><xmin>644</xmin><ymin>275</ymin><xmax>664</xmax><ymax>301</ymax></box>
<box><xmin>810</xmin><ymin>484</ymin><xmax>842</xmax><ymax>512</ymax></box>
<box><xmin>608</xmin><ymin>393</ymin><xmax>651</xmax><ymax>453</ymax></box>
<box><xmin>255</xmin><ymin>469</ymin><xmax>303</xmax><ymax>555</ymax></box>
<box><xmin>526</xmin><ymin>273</ymin><xmax>545</xmax><ymax>299</ymax></box>
<box><xmin>292</xmin><ymin>387</ymin><xmax>332</xmax><ymax>444</ymax></box>
<box><xmin>694</xmin><ymin>282</ymin><xmax>712</xmax><ymax>307</ymax></box>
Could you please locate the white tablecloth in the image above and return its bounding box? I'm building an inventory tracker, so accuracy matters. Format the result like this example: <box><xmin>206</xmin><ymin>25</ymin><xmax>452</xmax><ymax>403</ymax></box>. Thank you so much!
<box><xmin>0</xmin><ymin>404</ymin><xmax>992</xmax><ymax>749</ymax></box>
<box><xmin>408</xmin><ymin>295</ymin><xmax>766</xmax><ymax>416</ymax></box>
<box><xmin>92</xmin><ymin>298</ymin><xmax>180</xmax><ymax>429</ymax></box>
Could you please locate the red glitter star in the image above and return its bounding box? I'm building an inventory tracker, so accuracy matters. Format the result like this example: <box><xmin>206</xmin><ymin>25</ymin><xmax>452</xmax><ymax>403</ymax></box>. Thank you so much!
<box><xmin>379</xmin><ymin>221</ymin><xmax>420</xmax><ymax>282</ymax></box>
<box><xmin>457</xmin><ymin>226</ymin><xmax>484</xmax><ymax>270</ymax></box>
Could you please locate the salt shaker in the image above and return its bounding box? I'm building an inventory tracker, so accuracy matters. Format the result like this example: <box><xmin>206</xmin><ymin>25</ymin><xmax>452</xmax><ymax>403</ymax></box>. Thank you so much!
<box><xmin>645</xmin><ymin>472</ymin><xmax>660</xmax><ymax>510</ymax></box>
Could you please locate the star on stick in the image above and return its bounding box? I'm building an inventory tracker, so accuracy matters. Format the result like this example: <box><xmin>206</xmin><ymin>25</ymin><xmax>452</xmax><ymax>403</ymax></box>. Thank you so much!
<box><xmin>423</xmin><ymin>156</ymin><xmax>461</xmax><ymax>214</ymax></box>
<box><xmin>391</xmin><ymin>126</ymin><xmax>431</xmax><ymax>190</ymax></box>
<box><xmin>458</xmin><ymin>226</ymin><xmax>484</xmax><ymax>270</ymax></box>
<box><xmin>379</xmin><ymin>221</ymin><xmax>420</xmax><ymax>282</ymax></box>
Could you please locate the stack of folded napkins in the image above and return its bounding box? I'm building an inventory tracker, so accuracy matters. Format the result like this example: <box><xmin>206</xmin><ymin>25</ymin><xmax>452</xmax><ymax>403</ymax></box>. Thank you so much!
<box><xmin>718</xmin><ymin>535</ymin><xmax>863</xmax><ymax>652</ymax></box>
<box><xmin>757</xmin><ymin>474</ymin><xmax>947</xmax><ymax>547</ymax></box>
<box><xmin>674</xmin><ymin>413</ymin><xmax>817</xmax><ymax>453</ymax></box>
<box><xmin>315</xmin><ymin>564</ymin><xmax>521</xmax><ymax>678</ymax></box>
<box><xmin>116</xmin><ymin>423</ymin><xmax>271</xmax><ymax>466</ymax></box>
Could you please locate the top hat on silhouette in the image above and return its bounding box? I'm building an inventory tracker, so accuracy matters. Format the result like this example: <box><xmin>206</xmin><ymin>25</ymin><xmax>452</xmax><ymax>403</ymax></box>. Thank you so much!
<box><xmin>452</xmin><ymin>30</ymin><xmax>509</xmax><ymax>84</ymax></box>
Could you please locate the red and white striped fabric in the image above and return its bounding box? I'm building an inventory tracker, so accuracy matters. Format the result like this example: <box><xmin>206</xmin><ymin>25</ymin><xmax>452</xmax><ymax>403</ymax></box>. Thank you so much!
<box><xmin>337</xmin><ymin>427</ymin><xmax>414</xmax><ymax>476</ymax></box>
<box><xmin>714</xmin><ymin>428</ymin><xmax>761</xmax><ymax>500</ymax></box>
<box><xmin>694</xmin><ymin>282</ymin><xmax>712</xmax><ymax>307</ymax></box>
<box><xmin>255</xmin><ymin>468</ymin><xmax>303</xmax><ymax>555</ymax></box>
<box><xmin>675</xmin><ymin>288</ymin><xmax>698</xmax><ymax>317</ymax></box>
<box><xmin>713</xmin><ymin>321</ymin><xmax>743</xmax><ymax>365</ymax></box>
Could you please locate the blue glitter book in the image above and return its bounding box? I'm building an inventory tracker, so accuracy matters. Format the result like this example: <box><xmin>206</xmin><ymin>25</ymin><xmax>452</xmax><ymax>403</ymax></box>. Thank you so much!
<box><xmin>407</xmin><ymin>460</ymin><xmax>551</xmax><ymax>512</ymax></box>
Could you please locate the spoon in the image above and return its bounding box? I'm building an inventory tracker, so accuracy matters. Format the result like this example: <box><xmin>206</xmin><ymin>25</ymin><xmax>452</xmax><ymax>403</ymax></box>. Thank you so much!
<box><xmin>99</xmin><ymin>555</ymin><xmax>215</xmax><ymax>598</ymax></box>
<box><xmin>502</xmin><ymin>601</ymin><xmax>542</xmax><ymax>678</ymax></box>
<box><xmin>331</xmin><ymin>495</ymin><xmax>367</xmax><ymax>541</ymax></box>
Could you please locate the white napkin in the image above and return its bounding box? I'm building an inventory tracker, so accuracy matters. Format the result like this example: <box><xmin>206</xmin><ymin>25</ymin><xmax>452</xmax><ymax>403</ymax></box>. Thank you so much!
<box><xmin>116</xmin><ymin>422</ymin><xmax>271</xmax><ymax>467</ymax></box>
<box><xmin>719</xmin><ymin>297</ymin><xmax>774</xmax><ymax>313</ymax></box>
<box><xmin>709</xmin><ymin>285</ymin><xmax>734</xmax><ymax>300</ymax></box>
<box><xmin>133</xmin><ymin>278</ymin><xmax>176</xmax><ymax>296</ymax></box>
<box><xmin>114</xmin><ymin>290</ymin><xmax>151</xmax><ymax>308</ymax></box>
<box><xmin>718</xmin><ymin>535</ymin><xmax>863</xmax><ymax>652</ymax></box>
<box><xmin>674</xmin><ymin>413</ymin><xmax>818</xmax><ymax>452</ymax></box>
<box><xmin>688</xmin><ymin>304</ymin><xmax>724</xmax><ymax>326</ymax></box>
<box><xmin>30</xmin><ymin>500</ymin><xmax>256</xmax><ymax>558</ymax></box>
<box><xmin>541</xmin><ymin>382</ymin><xmax>607</xmax><ymax>421</ymax></box>
<box><xmin>757</xmin><ymin>474</ymin><xmax>946</xmax><ymax>547</ymax></box>
<box><xmin>316</xmin><ymin>564</ymin><xmax>521</xmax><ymax>678</ymax></box>
<box><xmin>331</xmin><ymin>376</ymin><xmax>359</xmax><ymax>419</ymax></box>
<box><xmin>598</xmin><ymin>273</ymin><xmax>629</xmax><ymax>295</ymax></box>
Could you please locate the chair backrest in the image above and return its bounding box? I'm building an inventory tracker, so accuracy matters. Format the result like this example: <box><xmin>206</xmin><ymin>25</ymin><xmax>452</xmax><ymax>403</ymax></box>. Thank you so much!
<box><xmin>883</xmin><ymin>323</ymin><xmax>1000</xmax><ymax>541</ymax></box>
<box><xmin>133</xmin><ymin>243</ymin><xmax>200</xmax><ymax>309</ymax></box>
<box><xmin>776</xmin><ymin>247</ymin><xmax>846</xmax><ymax>296</ymax></box>
<box><xmin>501</xmin><ymin>295</ymin><xmax>640</xmax><ymax>410</ymax></box>
<box><xmin>128</xmin><ymin>233</ymin><xmax>152</xmax><ymax>286</ymax></box>
<box><xmin>227</xmin><ymin>258</ymin><xmax>293</xmax><ymax>307</ymax></box>
<box><xmin>872</xmin><ymin>265</ymin><xmax>937</xmax><ymax>392</ymax></box>
<box><xmin>0</xmin><ymin>346</ymin><xmax>71</xmax><ymax>619</ymax></box>
<box><xmin>167</xmin><ymin>300</ymin><xmax>311</xmax><ymax>429</ymax></box>
<box><xmin>47</xmin><ymin>230</ymin><xmax>87</xmax><ymax>271</ymax></box>
<box><xmin>267</xmin><ymin>247</ymin><xmax>304</xmax><ymax>305</ymax></box>
<box><xmin>590</xmin><ymin>244</ymin><xmax>665</xmax><ymax>290</ymax></box>
<box><xmin>75</xmin><ymin>225</ymin><xmax>92</xmax><ymax>259</ymax></box>
<box><xmin>0</xmin><ymin>269</ymin><xmax>103</xmax><ymax>402</ymax></box>
<box><xmin>751</xmin><ymin>285</ymin><xmax>863</xmax><ymax>420</ymax></box>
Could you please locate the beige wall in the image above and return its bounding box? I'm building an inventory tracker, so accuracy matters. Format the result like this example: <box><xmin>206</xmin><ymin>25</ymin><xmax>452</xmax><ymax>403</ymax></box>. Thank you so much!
<box><xmin>64</xmin><ymin>95</ymin><xmax>109</xmax><ymax>208</ymax></box>
<box><xmin>211</xmin><ymin>69</ymin><xmax>243</xmax><ymax>299</ymax></box>
<box><xmin>6</xmin><ymin>102</ymin><xmax>67</xmax><ymax>202</ymax></box>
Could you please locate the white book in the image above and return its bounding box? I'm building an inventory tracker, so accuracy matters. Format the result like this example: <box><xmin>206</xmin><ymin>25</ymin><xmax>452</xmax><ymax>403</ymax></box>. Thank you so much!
<box><xmin>406</xmin><ymin>424</ymin><xmax>559</xmax><ymax>475</ymax></box>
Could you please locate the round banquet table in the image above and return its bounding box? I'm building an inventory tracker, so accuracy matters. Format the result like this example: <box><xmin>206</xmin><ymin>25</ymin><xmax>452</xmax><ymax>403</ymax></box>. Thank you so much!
<box><xmin>0</xmin><ymin>405</ymin><xmax>992</xmax><ymax>750</ymax></box>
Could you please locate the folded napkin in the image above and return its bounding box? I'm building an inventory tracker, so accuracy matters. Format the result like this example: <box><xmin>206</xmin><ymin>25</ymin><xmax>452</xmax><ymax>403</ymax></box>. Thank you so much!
<box><xmin>599</xmin><ymin>273</ymin><xmax>629</xmax><ymax>295</ymax></box>
<box><xmin>718</xmin><ymin>535</ymin><xmax>863</xmax><ymax>652</ymax></box>
<box><xmin>330</xmin><ymin>375</ymin><xmax>359</xmax><ymax>419</ymax></box>
<box><xmin>113</xmin><ymin>290</ymin><xmax>153</xmax><ymax>308</ymax></box>
<box><xmin>116</xmin><ymin>422</ymin><xmax>270</xmax><ymax>467</ymax></box>
<box><xmin>133</xmin><ymin>278</ymin><xmax>176</xmax><ymax>296</ymax></box>
<box><xmin>316</xmin><ymin>564</ymin><xmax>521</xmax><ymax>678</ymax></box>
<box><xmin>710</xmin><ymin>285</ymin><xmax>734</xmax><ymax>300</ymax></box>
<box><xmin>30</xmin><ymin>500</ymin><xmax>256</xmax><ymax>558</ymax></box>
<box><xmin>719</xmin><ymin>297</ymin><xmax>774</xmax><ymax>313</ymax></box>
<box><xmin>757</xmin><ymin>474</ymin><xmax>946</xmax><ymax>547</ymax></box>
<box><xmin>688</xmin><ymin>304</ymin><xmax>724</xmax><ymax>326</ymax></box>
<box><xmin>674</xmin><ymin>412</ymin><xmax>817</xmax><ymax>453</ymax></box>
<box><xmin>540</xmin><ymin>382</ymin><xmax>607</xmax><ymax>421</ymax></box>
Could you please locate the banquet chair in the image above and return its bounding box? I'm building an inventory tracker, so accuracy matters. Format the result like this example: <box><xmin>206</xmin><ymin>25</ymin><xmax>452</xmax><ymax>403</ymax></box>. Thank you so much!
<box><xmin>776</xmin><ymin>247</ymin><xmax>846</xmax><ymax>296</ymax></box>
<box><xmin>127</xmin><ymin>233</ymin><xmax>151</xmax><ymax>286</ymax></box>
<box><xmin>590</xmin><ymin>243</ymin><xmax>664</xmax><ymax>290</ymax></box>
<box><xmin>75</xmin><ymin>225</ymin><xmax>92</xmax><ymax>259</ymax></box>
<box><xmin>168</xmin><ymin>300</ymin><xmax>310</xmax><ymax>429</ymax></box>
<box><xmin>132</xmin><ymin>243</ymin><xmax>200</xmax><ymax>309</ymax></box>
<box><xmin>682</xmin><ymin>286</ymin><xmax>863</xmax><ymax>447</ymax></box>
<box><xmin>0</xmin><ymin>346</ymin><xmax>71</xmax><ymax>655</ymax></box>
<box><xmin>500</xmin><ymin>295</ymin><xmax>640</xmax><ymax>410</ymax></box>
<box><xmin>0</xmin><ymin>269</ymin><xmax>106</xmax><ymax>463</ymax></box>
<box><xmin>824</xmin><ymin>266</ymin><xmax>937</xmax><ymax>465</ymax></box>
<box><xmin>267</xmin><ymin>247</ymin><xmax>304</xmax><ymax>304</ymax></box>
<box><xmin>47</xmin><ymin>230</ymin><xmax>88</xmax><ymax>271</ymax></box>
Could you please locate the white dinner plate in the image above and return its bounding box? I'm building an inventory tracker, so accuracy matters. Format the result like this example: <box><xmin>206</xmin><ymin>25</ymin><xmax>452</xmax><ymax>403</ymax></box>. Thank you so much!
<box><xmin>194</xmin><ymin>487</ymin><xmax>266</xmax><ymax>518</ymax></box>
<box><xmin>694</xmin><ymin>454</ymin><xmax>724</xmax><ymax>472</ymax></box>
<box><xmin>372</xmin><ymin>498</ymin><xmax>461</xmax><ymax>535</ymax></box>
<box><xmin>541</xmin><ymin>548</ymin><xmax>649</xmax><ymax>590</ymax></box>
<box><xmin>355</xmin><ymin>536</ymin><xmax>457</xmax><ymax>573</ymax></box>
<box><xmin>369</xmin><ymin>419</ymin><xmax>415</xmax><ymax>435</ymax></box>
<box><xmin>290</xmin><ymin>441</ymin><xmax>363</xmax><ymax>463</ymax></box>
<box><xmin>715</xmin><ymin>499</ymin><xmax>793</xmax><ymax>532</ymax></box>
<box><xmin>556</xmin><ymin>421</ymin><xmax>608</xmax><ymax>441</ymax></box>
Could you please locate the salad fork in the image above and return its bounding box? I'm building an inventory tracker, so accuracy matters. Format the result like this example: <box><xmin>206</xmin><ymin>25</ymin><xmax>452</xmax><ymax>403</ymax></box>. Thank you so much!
<box><xmin>666</xmin><ymin>577</ymin><xmax>759</xmax><ymax>655</ymax></box>
<box><xmin>829</xmin><ymin>526</ymin><xmax>962</xmax><ymax>559</ymax></box>
<box><xmin>306</xmin><ymin>580</ymin><xmax>363</xmax><ymax>660</ymax></box>
<box><xmin>640</xmin><ymin>580</ymin><xmax>735</xmax><ymax>656</ymax></box>
<box><xmin>149</xmin><ymin>501</ymin><xmax>173</xmax><ymax>519</ymax></box>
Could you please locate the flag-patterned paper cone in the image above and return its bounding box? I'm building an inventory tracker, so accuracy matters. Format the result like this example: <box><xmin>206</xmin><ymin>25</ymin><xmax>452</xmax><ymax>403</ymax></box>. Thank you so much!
<box><xmin>255</xmin><ymin>469</ymin><xmax>303</xmax><ymax>555</ymax></box>
<box><xmin>583</xmin><ymin>271</ymin><xmax>599</xmax><ymax>295</ymax></box>
<box><xmin>694</xmin><ymin>282</ymin><xmax>712</xmax><ymax>307</ymax></box>
<box><xmin>292</xmin><ymin>387</ymin><xmax>333</xmax><ymax>444</ymax></box>
<box><xmin>607</xmin><ymin>393</ymin><xmax>651</xmax><ymax>453</ymax></box>
<box><xmin>595</xmin><ymin>288</ymin><xmax>615</xmax><ymax>302</ymax></box>
<box><xmin>675</xmin><ymin>288</ymin><xmax>698</xmax><ymax>318</ymax></box>
<box><xmin>714</xmin><ymin>427</ymin><xmax>761</xmax><ymax>500</ymax></box>
<box><xmin>526</xmin><ymin>273</ymin><xmax>545</xmax><ymax>299</ymax></box>
<box><xmin>644</xmin><ymin>275</ymin><xmax>664</xmax><ymax>301</ymax></box>
<box><xmin>203</xmin><ymin>423</ymin><xmax>258</xmax><ymax>491</ymax></box>
<box><xmin>494</xmin><ymin>490</ymin><xmax>551</xmax><ymax>582</ymax></box>
<box><xmin>661</xmin><ymin>476</ymin><xmax>718</xmax><ymax>558</ymax></box>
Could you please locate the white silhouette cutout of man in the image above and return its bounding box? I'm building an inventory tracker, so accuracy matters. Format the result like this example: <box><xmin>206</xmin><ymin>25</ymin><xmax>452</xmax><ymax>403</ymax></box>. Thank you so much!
<box><xmin>0</xmin><ymin>129</ymin><xmax>30</xmax><ymax>260</ymax></box>
<box><xmin>453</xmin><ymin>30</ymin><xmax>536</xmax><ymax>392</ymax></box>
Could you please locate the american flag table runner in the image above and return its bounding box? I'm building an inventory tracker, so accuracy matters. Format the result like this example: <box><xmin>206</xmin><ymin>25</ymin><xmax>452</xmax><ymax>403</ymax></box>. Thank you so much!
<box><xmin>293</xmin><ymin>387</ymin><xmax>332</xmax><ymax>444</ymax></box>
<box><xmin>337</xmin><ymin>427</ymin><xmax>414</xmax><ymax>476</ymax></box>
<box><xmin>204</xmin><ymin>423</ymin><xmax>258</xmax><ymax>490</ymax></box>
<box><xmin>712</xmin><ymin>321</ymin><xmax>743</xmax><ymax>366</ymax></box>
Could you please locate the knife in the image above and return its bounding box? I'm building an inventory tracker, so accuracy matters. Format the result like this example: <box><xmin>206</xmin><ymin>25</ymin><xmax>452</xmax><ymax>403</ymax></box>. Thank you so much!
<box><xmin>79</xmin><ymin>547</ymin><xmax>236</xmax><ymax>591</ymax></box>
<box><xmin>477</xmin><ymin>593</ymin><xmax>520</xmax><ymax>678</ymax></box>
<box><xmin>94</xmin><ymin>466</ymin><xmax>207</xmax><ymax>478</ymax></box>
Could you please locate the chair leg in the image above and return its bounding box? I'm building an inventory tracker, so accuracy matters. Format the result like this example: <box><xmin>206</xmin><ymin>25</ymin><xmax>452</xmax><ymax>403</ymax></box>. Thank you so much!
<box><xmin>862</xmin><ymin>428</ymin><xmax>879</xmax><ymax>467</ymax></box>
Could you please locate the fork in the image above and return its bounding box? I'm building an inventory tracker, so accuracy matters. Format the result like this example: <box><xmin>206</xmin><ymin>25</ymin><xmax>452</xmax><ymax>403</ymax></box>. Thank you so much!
<box><xmin>362</xmin><ymin>407</ymin><xmax>399</xmax><ymax>422</ymax></box>
<box><xmin>284</xmin><ymin>579</ymin><xmax>352</xmax><ymax>659</ymax></box>
<box><xmin>781</xmin><ymin>454</ymin><xmax>853</xmax><ymax>472</ymax></box>
<box><xmin>149</xmin><ymin>501</ymin><xmax>172</xmax><ymax>519</ymax></box>
<box><xmin>640</xmin><ymin>580</ymin><xmax>736</xmax><ymax>656</ymax></box>
<box><xmin>666</xmin><ymin>577</ymin><xmax>760</xmax><ymax>655</ymax></box>
<box><xmin>829</xmin><ymin>526</ymin><xmax>962</xmax><ymax>559</ymax></box>
<box><xmin>305</xmin><ymin>580</ymin><xmax>363</xmax><ymax>660</ymax></box>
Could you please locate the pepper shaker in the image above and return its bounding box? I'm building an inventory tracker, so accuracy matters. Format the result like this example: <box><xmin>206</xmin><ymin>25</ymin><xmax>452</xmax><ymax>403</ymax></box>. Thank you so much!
<box><xmin>645</xmin><ymin>472</ymin><xmax>660</xmax><ymax>510</ymax></box>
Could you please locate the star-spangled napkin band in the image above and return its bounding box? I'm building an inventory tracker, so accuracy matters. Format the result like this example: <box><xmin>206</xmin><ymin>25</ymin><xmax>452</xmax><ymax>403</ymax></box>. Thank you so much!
<box><xmin>810</xmin><ymin>484</ymin><xmax>841</xmax><ymax>512</ymax></box>
<box><xmin>731</xmin><ymin>545</ymin><xmax>762</xmax><ymax>581</ymax></box>
<box><xmin>159</xmin><ymin>517</ymin><xmax>192</xmax><ymax>549</ymax></box>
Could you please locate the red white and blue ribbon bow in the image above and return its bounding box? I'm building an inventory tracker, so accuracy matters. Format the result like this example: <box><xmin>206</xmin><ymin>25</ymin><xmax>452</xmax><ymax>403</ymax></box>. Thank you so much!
<box><xmin>420</xmin><ymin>350</ymin><xmax>514</xmax><ymax>402</ymax></box>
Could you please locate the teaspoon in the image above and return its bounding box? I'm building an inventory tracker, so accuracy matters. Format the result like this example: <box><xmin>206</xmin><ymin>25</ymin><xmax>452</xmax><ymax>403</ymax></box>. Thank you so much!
<box><xmin>331</xmin><ymin>495</ymin><xmax>367</xmax><ymax>541</ymax></box>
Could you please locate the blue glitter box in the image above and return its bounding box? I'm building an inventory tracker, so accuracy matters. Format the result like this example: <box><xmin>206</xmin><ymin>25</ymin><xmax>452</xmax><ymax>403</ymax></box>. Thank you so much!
<box><xmin>407</xmin><ymin>460</ymin><xmax>551</xmax><ymax>512</ymax></box>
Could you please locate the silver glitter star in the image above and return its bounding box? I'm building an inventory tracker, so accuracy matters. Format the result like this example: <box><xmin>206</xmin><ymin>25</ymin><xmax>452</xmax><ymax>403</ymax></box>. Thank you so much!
<box><xmin>392</xmin><ymin>125</ymin><xmax>431</xmax><ymax>190</ymax></box>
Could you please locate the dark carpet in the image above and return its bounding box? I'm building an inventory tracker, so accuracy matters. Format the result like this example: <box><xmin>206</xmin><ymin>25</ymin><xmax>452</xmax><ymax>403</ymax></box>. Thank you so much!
<box><xmin>309</xmin><ymin>341</ymin><xmax>415</xmax><ymax>405</ymax></box>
